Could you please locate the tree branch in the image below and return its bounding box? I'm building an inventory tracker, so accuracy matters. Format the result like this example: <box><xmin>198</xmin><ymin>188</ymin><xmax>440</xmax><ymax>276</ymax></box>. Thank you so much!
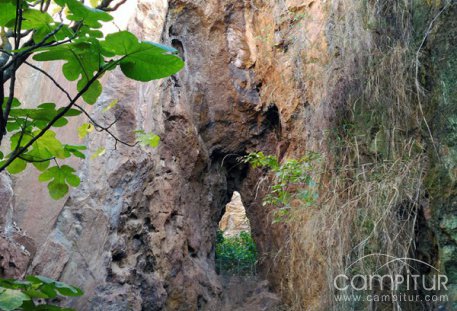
<box><xmin>99</xmin><ymin>0</ymin><xmax>127</xmax><ymax>12</ymax></box>
<box><xmin>23</xmin><ymin>59</ymin><xmax>138</xmax><ymax>148</ymax></box>
<box><xmin>19</xmin><ymin>155</ymin><xmax>55</xmax><ymax>163</ymax></box>
<box><xmin>0</xmin><ymin>70</ymin><xmax>105</xmax><ymax>172</ymax></box>
<box><xmin>1</xmin><ymin>23</ymin><xmax>64</xmax><ymax>74</ymax></box>
<box><xmin>73</xmin><ymin>103</ymin><xmax>138</xmax><ymax>148</ymax></box>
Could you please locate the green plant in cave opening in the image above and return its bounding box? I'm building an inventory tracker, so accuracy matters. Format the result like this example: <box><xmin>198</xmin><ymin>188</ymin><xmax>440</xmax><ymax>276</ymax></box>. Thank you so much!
<box><xmin>215</xmin><ymin>230</ymin><xmax>257</xmax><ymax>276</ymax></box>
<box><xmin>0</xmin><ymin>0</ymin><xmax>184</xmax><ymax>199</ymax></box>
<box><xmin>242</xmin><ymin>152</ymin><xmax>320</xmax><ymax>223</ymax></box>
<box><xmin>0</xmin><ymin>275</ymin><xmax>82</xmax><ymax>310</ymax></box>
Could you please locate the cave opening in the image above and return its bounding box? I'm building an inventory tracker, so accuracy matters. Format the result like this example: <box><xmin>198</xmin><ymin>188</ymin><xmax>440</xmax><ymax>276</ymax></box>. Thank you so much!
<box><xmin>215</xmin><ymin>191</ymin><xmax>257</xmax><ymax>276</ymax></box>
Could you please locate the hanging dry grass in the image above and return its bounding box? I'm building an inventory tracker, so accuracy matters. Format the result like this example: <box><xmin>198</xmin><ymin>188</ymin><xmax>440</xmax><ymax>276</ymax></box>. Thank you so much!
<box><xmin>270</xmin><ymin>0</ymin><xmax>446</xmax><ymax>310</ymax></box>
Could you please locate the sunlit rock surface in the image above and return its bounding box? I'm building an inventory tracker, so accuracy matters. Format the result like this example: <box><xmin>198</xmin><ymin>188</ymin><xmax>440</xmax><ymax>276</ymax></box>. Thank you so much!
<box><xmin>0</xmin><ymin>0</ymin><xmax>456</xmax><ymax>310</ymax></box>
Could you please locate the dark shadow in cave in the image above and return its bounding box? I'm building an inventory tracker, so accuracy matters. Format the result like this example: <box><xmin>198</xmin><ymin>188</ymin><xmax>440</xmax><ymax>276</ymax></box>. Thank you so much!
<box><xmin>171</xmin><ymin>39</ymin><xmax>185</xmax><ymax>61</ymax></box>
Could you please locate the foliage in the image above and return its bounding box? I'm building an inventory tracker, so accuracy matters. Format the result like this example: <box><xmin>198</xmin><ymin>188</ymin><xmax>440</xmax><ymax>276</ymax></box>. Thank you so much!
<box><xmin>0</xmin><ymin>0</ymin><xmax>184</xmax><ymax>199</ymax></box>
<box><xmin>215</xmin><ymin>230</ymin><xmax>257</xmax><ymax>276</ymax></box>
<box><xmin>243</xmin><ymin>152</ymin><xmax>319</xmax><ymax>222</ymax></box>
<box><xmin>0</xmin><ymin>275</ymin><xmax>83</xmax><ymax>310</ymax></box>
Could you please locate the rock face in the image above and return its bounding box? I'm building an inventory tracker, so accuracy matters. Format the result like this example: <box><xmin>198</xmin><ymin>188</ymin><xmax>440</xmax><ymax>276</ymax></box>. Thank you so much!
<box><xmin>219</xmin><ymin>192</ymin><xmax>251</xmax><ymax>237</ymax></box>
<box><xmin>0</xmin><ymin>173</ymin><xmax>13</xmax><ymax>232</ymax></box>
<box><xmin>20</xmin><ymin>0</ymin><xmax>280</xmax><ymax>309</ymax></box>
<box><xmin>1</xmin><ymin>0</ymin><xmax>457</xmax><ymax>310</ymax></box>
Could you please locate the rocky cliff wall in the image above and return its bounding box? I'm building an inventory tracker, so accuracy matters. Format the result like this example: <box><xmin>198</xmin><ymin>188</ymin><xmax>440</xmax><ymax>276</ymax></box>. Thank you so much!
<box><xmin>1</xmin><ymin>0</ymin><xmax>456</xmax><ymax>310</ymax></box>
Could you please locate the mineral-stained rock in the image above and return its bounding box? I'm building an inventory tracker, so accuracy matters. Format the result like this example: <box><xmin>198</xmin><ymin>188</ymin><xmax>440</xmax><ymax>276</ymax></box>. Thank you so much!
<box><xmin>0</xmin><ymin>236</ymin><xmax>30</xmax><ymax>279</ymax></box>
<box><xmin>3</xmin><ymin>0</ymin><xmax>457</xmax><ymax>310</ymax></box>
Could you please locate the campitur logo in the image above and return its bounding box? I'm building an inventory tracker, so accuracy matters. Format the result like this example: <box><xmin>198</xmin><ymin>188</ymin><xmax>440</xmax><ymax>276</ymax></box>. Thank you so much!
<box><xmin>333</xmin><ymin>254</ymin><xmax>450</xmax><ymax>304</ymax></box>
<box><xmin>334</xmin><ymin>273</ymin><xmax>448</xmax><ymax>291</ymax></box>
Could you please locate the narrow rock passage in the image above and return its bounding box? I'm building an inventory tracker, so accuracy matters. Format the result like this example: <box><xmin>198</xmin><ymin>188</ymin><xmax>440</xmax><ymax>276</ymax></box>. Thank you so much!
<box><xmin>219</xmin><ymin>276</ymin><xmax>283</xmax><ymax>311</ymax></box>
<box><xmin>216</xmin><ymin>192</ymin><xmax>283</xmax><ymax>311</ymax></box>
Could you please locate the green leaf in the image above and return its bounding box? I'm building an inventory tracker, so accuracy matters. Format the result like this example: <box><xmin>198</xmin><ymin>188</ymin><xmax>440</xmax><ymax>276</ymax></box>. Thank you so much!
<box><xmin>26</xmin><ymin>275</ymin><xmax>53</xmax><ymax>284</ymax></box>
<box><xmin>32</xmin><ymin>130</ymin><xmax>67</xmax><ymax>159</ymax></box>
<box><xmin>39</xmin><ymin>284</ymin><xmax>57</xmax><ymax>299</ymax></box>
<box><xmin>55</xmin><ymin>0</ymin><xmax>113</xmax><ymax>28</ymax></box>
<box><xmin>0</xmin><ymin>0</ymin><xmax>16</xmax><ymax>27</ymax></box>
<box><xmin>101</xmin><ymin>31</ymin><xmax>184</xmax><ymax>81</ymax></box>
<box><xmin>78</xmin><ymin>123</ymin><xmax>94</xmax><ymax>139</ymax></box>
<box><xmin>77</xmin><ymin>78</ymin><xmax>102</xmax><ymax>105</ymax></box>
<box><xmin>90</xmin><ymin>147</ymin><xmax>105</xmax><ymax>159</ymax></box>
<box><xmin>3</xmin><ymin>98</ymin><xmax>21</xmax><ymax>108</ymax></box>
<box><xmin>54</xmin><ymin>282</ymin><xmax>83</xmax><ymax>297</ymax></box>
<box><xmin>0</xmin><ymin>287</ymin><xmax>30</xmax><ymax>311</ymax></box>
<box><xmin>102</xmin><ymin>31</ymin><xmax>139</xmax><ymax>55</ymax></box>
<box><xmin>64</xmin><ymin>145</ymin><xmax>86</xmax><ymax>159</ymax></box>
<box><xmin>135</xmin><ymin>130</ymin><xmax>160</xmax><ymax>148</ymax></box>
<box><xmin>33</xmin><ymin>42</ymin><xmax>104</xmax><ymax>104</ymax></box>
<box><xmin>120</xmin><ymin>42</ymin><xmax>184</xmax><ymax>81</ymax></box>
<box><xmin>32</xmin><ymin>160</ymin><xmax>50</xmax><ymax>172</ymax></box>
<box><xmin>6</xmin><ymin>158</ymin><xmax>27</xmax><ymax>174</ymax></box>
<box><xmin>10</xmin><ymin>103</ymin><xmax>80</xmax><ymax>129</ymax></box>
<box><xmin>21</xmin><ymin>9</ymin><xmax>59</xmax><ymax>42</ymax></box>
<box><xmin>38</xmin><ymin>165</ymin><xmax>80</xmax><ymax>200</ymax></box>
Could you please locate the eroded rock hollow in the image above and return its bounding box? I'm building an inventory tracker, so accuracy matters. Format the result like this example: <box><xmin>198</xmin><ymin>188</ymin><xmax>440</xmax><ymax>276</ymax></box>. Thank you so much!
<box><xmin>1</xmin><ymin>0</ymin><xmax>457</xmax><ymax>310</ymax></box>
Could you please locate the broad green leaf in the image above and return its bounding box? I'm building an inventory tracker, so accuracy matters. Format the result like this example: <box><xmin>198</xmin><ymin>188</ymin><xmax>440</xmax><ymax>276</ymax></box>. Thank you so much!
<box><xmin>23</xmin><ymin>288</ymin><xmax>49</xmax><ymax>299</ymax></box>
<box><xmin>33</xmin><ymin>130</ymin><xmax>67</xmax><ymax>159</ymax></box>
<box><xmin>102</xmin><ymin>31</ymin><xmax>140</xmax><ymax>55</ymax></box>
<box><xmin>54</xmin><ymin>281</ymin><xmax>83</xmax><ymax>297</ymax></box>
<box><xmin>16</xmin><ymin>130</ymin><xmax>67</xmax><ymax>172</ymax></box>
<box><xmin>21</xmin><ymin>9</ymin><xmax>53</xmax><ymax>28</ymax></box>
<box><xmin>120</xmin><ymin>42</ymin><xmax>184</xmax><ymax>81</ymax></box>
<box><xmin>33</xmin><ymin>40</ymin><xmax>103</xmax><ymax>104</ymax></box>
<box><xmin>21</xmin><ymin>9</ymin><xmax>59</xmax><ymax>42</ymax></box>
<box><xmin>55</xmin><ymin>0</ymin><xmax>113</xmax><ymax>28</ymax></box>
<box><xmin>135</xmin><ymin>130</ymin><xmax>160</xmax><ymax>148</ymax></box>
<box><xmin>0</xmin><ymin>0</ymin><xmax>16</xmax><ymax>27</ymax></box>
<box><xmin>0</xmin><ymin>287</ymin><xmax>30</xmax><ymax>311</ymax></box>
<box><xmin>90</xmin><ymin>147</ymin><xmax>105</xmax><ymax>159</ymax></box>
<box><xmin>48</xmin><ymin>182</ymin><xmax>69</xmax><ymax>200</ymax></box>
<box><xmin>39</xmin><ymin>284</ymin><xmax>57</xmax><ymax>299</ymax></box>
<box><xmin>33</xmin><ymin>43</ymin><xmax>104</xmax><ymax>104</ymax></box>
<box><xmin>6</xmin><ymin>158</ymin><xmax>27</xmax><ymax>174</ymax></box>
<box><xmin>64</xmin><ymin>144</ymin><xmax>86</xmax><ymax>159</ymax></box>
<box><xmin>9</xmin><ymin>103</ymin><xmax>81</xmax><ymax>129</ymax></box>
<box><xmin>26</xmin><ymin>275</ymin><xmax>53</xmax><ymax>285</ymax></box>
<box><xmin>38</xmin><ymin>165</ymin><xmax>80</xmax><ymax>199</ymax></box>
<box><xmin>77</xmin><ymin>78</ymin><xmax>102</xmax><ymax>104</ymax></box>
<box><xmin>24</xmin><ymin>275</ymin><xmax>83</xmax><ymax>298</ymax></box>
<box><xmin>62</xmin><ymin>61</ymin><xmax>81</xmax><ymax>81</ymax></box>
<box><xmin>78</xmin><ymin>123</ymin><xmax>94</xmax><ymax>139</ymax></box>
<box><xmin>101</xmin><ymin>31</ymin><xmax>184</xmax><ymax>81</ymax></box>
<box><xmin>3</xmin><ymin>97</ymin><xmax>21</xmax><ymax>108</ymax></box>
<box><xmin>32</xmin><ymin>160</ymin><xmax>50</xmax><ymax>172</ymax></box>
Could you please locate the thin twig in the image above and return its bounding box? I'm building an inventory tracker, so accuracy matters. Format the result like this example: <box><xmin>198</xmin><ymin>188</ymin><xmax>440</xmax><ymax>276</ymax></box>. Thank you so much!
<box><xmin>23</xmin><ymin>59</ymin><xmax>137</xmax><ymax>148</ymax></box>
<box><xmin>0</xmin><ymin>70</ymin><xmax>104</xmax><ymax>172</ymax></box>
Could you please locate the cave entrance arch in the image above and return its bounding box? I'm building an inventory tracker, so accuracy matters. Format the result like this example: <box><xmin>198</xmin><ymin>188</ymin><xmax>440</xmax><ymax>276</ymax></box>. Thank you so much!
<box><xmin>216</xmin><ymin>191</ymin><xmax>257</xmax><ymax>276</ymax></box>
<box><xmin>219</xmin><ymin>191</ymin><xmax>251</xmax><ymax>237</ymax></box>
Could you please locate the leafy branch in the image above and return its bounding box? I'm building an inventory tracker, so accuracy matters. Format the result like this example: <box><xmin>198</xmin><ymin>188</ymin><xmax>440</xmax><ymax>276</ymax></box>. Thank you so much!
<box><xmin>243</xmin><ymin>152</ymin><xmax>320</xmax><ymax>223</ymax></box>
<box><xmin>0</xmin><ymin>0</ymin><xmax>184</xmax><ymax>199</ymax></box>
